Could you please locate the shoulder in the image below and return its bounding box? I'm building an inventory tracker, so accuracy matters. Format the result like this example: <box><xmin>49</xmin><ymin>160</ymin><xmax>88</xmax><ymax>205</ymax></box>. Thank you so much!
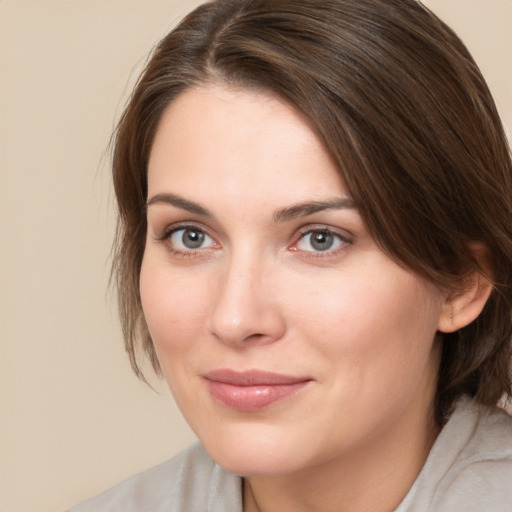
<box><xmin>431</xmin><ymin>400</ymin><xmax>512</xmax><ymax>511</ymax></box>
<box><xmin>398</xmin><ymin>398</ymin><xmax>512</xmax><ymax>512</ymax></box>
<box><xmin>66</xmin><ymin>442</ymin><xmax>242</xmax><ymax>512</ymax></box>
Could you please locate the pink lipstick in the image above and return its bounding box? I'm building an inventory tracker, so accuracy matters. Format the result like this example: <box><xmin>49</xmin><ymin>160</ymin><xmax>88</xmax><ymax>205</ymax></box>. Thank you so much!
<box><xmin>203</xmin><ymin>369</ymin><xmax>311</xmax><ymax>411</ymax></box>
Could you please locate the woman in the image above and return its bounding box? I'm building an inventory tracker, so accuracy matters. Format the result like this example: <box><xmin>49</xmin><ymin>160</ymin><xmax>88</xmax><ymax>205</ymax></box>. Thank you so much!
<box><xmin>70</xmin><ymin>0</ymin><xmax>512</xmax><ymax>510</ymax></box>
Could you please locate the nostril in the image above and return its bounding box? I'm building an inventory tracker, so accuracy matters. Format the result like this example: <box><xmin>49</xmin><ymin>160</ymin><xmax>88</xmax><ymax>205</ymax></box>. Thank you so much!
<box><xmin>244</xmin><ymin>333</ymin><xmax>265</xmax><ymax>342</ymax></box>
<box><xmin>206</xmin><ymin>271</ymin><xmax>287</xmax><ymax>347</ymax></box>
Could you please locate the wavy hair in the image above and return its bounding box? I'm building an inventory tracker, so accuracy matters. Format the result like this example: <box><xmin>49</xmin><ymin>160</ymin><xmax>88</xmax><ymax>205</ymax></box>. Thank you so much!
<box><xmin>111</xmin><ymin>0</ymin><xmax>512</xmax><ymax>424</ymax></box>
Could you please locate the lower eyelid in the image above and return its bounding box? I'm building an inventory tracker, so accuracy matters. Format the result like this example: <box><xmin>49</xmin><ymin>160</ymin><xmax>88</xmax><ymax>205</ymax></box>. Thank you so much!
<box><xmin>152</xmin><ymin>223</ymin><xmax>351</xmax><ymax>257</ymax></box>
<box><xmin>153</xmin><ymin>229</ymin><xmax>172</xmax><ymax>242</ymax></box>
<box><xmin>153</xmin><ymin>224</ymin><xmax>221</xmax><ymax>257</ymax></box>
<box><xmin>295</xmin><ymin>228</ymin><xmax>351</xmax><ymax>248</ymax></box>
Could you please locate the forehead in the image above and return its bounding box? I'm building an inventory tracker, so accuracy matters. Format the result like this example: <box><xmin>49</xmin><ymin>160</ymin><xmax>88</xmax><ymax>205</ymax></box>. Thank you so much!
<box><xmin>147</xmin><ymin>85</ymin><xmax>346</xmax><ymax>205</ymax></box>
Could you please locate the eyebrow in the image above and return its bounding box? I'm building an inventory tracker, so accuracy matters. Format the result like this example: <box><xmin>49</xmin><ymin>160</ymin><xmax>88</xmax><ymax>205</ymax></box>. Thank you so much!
<box><xmin>273</xmin><ymin>198</ymin><xmax>356</xmax><ymax>223</ymax></box>
<box><xmin>146</xmin><ymin>192</ymin><xmax>356</xmax><ymax>222</ymax></box>
<box><xmin>146</xmin><ymin>193</ymin><xmax>212</xmax><ymax>217</ymax></box>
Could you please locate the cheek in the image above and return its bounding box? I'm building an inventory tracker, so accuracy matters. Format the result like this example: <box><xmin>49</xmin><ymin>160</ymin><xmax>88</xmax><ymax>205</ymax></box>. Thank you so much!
<box><xmin>294</xmin><ymin>266</ymin><xmax>443</xmax><ymax>366</ymax></box>
<box><xmin>139</xmin><ymin>260</ymin><xmax>210</xmax><ymax>357</ymax></box>
<box><xmin>294</xmin><ymin>268</ymin><xmax>443</xmax><ymax>432</ymax></box>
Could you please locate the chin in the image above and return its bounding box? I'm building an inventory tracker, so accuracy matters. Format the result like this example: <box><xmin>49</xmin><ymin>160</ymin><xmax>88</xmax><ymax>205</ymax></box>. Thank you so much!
<box><xmin>208</xmin><ymin>445</ymin><xmax>303</xmax><ymax>477</ymax></box>
<box><xmin>196</xmin><ymin>423</ymin><xmax>318</xmax><ymax>477</ymax></box>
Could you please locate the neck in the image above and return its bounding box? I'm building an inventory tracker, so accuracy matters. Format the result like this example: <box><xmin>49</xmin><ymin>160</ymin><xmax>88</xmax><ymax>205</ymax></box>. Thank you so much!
<box><xmin>243</xmin><ymin>397</ymin><xmax>439</xmax><ymax>512</ymax></box>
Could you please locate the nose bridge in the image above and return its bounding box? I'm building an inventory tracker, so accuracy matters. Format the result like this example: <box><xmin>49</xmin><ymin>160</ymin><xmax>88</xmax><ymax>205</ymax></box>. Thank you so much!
<box><xmin>208</xmin><ymin>246</ymin><xmax>284</xmax><ymax>346</ymax></box>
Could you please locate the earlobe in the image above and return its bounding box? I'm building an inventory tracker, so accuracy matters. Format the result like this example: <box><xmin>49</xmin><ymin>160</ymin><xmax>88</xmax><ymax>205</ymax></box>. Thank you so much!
<box><xmin>437</xmin><ymin>271</ymin><xmax>494</xmax><ymax>333</ymax></box>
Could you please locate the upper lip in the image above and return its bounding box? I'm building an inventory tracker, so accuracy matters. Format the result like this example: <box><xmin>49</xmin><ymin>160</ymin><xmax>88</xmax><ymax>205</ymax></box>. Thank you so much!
<box><xmin>203</xmin><ymin>369</ymin><xmax>312</xmax><ymax>386</ymax></box>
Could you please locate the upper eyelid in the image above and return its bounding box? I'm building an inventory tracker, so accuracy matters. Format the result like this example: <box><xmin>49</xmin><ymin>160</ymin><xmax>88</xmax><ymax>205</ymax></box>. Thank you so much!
<box><xmin>290</xmin><ymin>225</ymin><xmax>353</xmax><ymax>251</ymax></box>
<box><xmin>150</xmin><ymin>219</ymin><xmax>354</xmax><ymax>249</ymax></box>
<box><xmin>147</xmin><ymin>209</ymin><xmax>226</xmax><ymax>239</ymax></box>
<box><xmin>172</xmin><ymin>227</ymin><xmax>216</xmax><ymax>247</ymax></box>
<box><xmin>293</xmin><ymin>224</ymin><xmax>354</xmax><ymax>240</ymax></box>
<box><xmin>153</xmin><ymin>225</ymin><xmax>218</xmax><ymax>256</ymax></box>
<box><xmin>152</xmin><ymin>221</ymin><xmax>214</xmax><ymax>239</ymax></box>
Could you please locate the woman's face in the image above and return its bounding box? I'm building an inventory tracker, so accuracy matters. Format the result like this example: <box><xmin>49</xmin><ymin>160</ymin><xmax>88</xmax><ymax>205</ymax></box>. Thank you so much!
<box><xmin>141</xmin><ymin>85</ymin><xmax>446</xmax><ymax>476</ymax></box>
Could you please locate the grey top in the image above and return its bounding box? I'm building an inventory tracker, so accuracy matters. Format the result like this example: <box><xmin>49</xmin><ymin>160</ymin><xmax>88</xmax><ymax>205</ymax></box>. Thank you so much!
<box><xmin>68</xmin><ymin>398</ymin><xmax>512</xmax><ymax>511</ymax></box>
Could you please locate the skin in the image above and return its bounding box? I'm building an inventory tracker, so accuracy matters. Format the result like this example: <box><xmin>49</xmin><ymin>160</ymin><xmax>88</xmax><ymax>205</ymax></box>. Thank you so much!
<box><xmin>141</xmin><ymin>85</ymin><xmax>452</xmax><ymax>512</ymax></box>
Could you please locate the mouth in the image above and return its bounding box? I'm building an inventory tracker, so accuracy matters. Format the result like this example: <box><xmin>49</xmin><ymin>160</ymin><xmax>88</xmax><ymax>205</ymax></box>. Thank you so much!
<box><xmin>202</xmin><ymin>369</ymin><xmax>312</xmax><ymax>411</ymax></box>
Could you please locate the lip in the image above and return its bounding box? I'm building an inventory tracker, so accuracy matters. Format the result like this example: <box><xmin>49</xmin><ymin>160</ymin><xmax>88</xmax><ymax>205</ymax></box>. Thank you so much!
<box><xmin>203</xmin><ymin>369</ymin><xmax>312</xmax><ymax>411</ymax></box>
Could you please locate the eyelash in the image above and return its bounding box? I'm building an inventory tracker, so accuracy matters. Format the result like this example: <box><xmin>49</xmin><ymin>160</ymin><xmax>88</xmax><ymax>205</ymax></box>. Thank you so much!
<box><xmin>291</xmin><ymin>226</ymin><xmax>352</xmax><ymax>259</ymax></box>
<box><xmin>153</xmin><ymin>223</ymin><xmax>352</xmax><ymax>259</ymax></box>
<box><xmin>154</xmin><ymin>223</ymin><xmax>217</xmax><ymax>258</ymax></box>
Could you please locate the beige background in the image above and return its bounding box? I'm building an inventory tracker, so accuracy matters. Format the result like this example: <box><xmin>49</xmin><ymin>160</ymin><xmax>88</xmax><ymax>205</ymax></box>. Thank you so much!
<box><xmin>0</xmin><ymin>1</ymin><xmax>510</xmax><ymax>511</ymax></box>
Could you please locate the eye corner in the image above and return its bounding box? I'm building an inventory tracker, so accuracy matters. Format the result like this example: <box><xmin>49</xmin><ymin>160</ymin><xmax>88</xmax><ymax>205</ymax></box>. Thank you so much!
<box><xmin>289</xmin><ymin>225</ymin><xmax>353</xmax><ymax>259</ymax></box>
<box><xmin>148</xmin><ymin>222</ymin><xmax>221</xmax><ymax>260</ymax></box>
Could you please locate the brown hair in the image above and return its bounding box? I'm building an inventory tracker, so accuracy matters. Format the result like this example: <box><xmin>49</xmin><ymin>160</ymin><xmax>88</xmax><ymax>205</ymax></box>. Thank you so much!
<box><xmin>111</xmin><ymin>0</ymin><xmax>512</xmax><ymax>424</ymax></box>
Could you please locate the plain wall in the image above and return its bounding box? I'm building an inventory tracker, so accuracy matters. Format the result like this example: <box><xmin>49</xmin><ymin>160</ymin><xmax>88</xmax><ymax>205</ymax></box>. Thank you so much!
<box><xmin>0</xmin><ymin>1</ymin><xmax>510</xmax><ymax>511</ymax></box>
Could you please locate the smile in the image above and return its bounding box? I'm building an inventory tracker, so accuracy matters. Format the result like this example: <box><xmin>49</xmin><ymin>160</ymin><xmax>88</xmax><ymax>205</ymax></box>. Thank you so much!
<box><xmin>203</xmin><ymin>369</ymin><xmax>312</xmax><ymax>411</ymax></box>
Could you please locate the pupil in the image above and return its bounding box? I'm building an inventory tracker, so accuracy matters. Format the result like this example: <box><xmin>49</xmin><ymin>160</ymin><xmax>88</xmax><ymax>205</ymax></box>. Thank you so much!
<box><xmin>311</xmin><ymin>231</ymin><xmax>333</xmax><ymax>251</ymax></box>
<box><xmin>183</xmin><ymin>229</ymin><xmax>204</xmax><ymax>249</ymax></box>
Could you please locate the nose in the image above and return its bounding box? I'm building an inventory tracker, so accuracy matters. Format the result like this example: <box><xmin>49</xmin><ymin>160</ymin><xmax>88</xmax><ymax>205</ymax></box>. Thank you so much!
<box><xmin>206</xmin><ymin>253</ymin><xmax>286</xmax><ymax>348</ymax></box>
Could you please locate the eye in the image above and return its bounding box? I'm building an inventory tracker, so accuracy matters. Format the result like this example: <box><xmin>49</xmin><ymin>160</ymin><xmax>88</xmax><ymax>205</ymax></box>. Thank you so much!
<box><xmin>169</xmin><ymin>227</ymin><xmax>215</xmax><ymax>251</ymax></box>
<box><xmin>295</xmin><ymin>229</ymin><xmax>347</xmax><ymax>253</ymax></box>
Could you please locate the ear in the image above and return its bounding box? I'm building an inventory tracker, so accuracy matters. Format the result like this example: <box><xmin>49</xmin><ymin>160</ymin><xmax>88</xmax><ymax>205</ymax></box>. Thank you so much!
<box><xmin>437</xmin><ymin>244</ymin><xmax>494</xmax><ymax>333</ymax></box>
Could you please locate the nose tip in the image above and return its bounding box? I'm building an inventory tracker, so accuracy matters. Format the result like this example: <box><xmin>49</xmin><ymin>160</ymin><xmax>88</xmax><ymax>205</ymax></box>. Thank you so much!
<box><xmin>210</xmin><ymin>312</ymin><xmax>283</xmax><ymax>347</ymax></box>
<box><xmin>207</xmin><ymin>264</ymin><xmax>286</xmax><ymax>348</ymax></box>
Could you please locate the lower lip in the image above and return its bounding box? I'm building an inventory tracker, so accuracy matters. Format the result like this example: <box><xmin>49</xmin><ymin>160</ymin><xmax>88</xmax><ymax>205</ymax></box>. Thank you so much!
<box><xmin>205</xmin><ymin>380</ymin><xmax>310</xmax><ymax>411</ymax></box>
